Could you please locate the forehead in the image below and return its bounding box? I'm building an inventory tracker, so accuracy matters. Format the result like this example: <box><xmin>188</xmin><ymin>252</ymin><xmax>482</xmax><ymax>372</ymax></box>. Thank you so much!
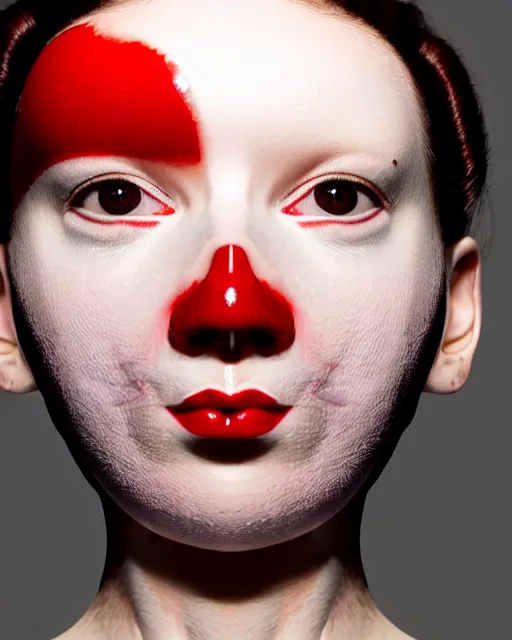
<box><xmin>11</xmin><ymin>0</ymin><xmax>430</xmax><ymax>210</ymax></box>
<box><xmin>70</xmin><ymin>0</ymin><xmax>425</xmax><ymax>158</ymax></box>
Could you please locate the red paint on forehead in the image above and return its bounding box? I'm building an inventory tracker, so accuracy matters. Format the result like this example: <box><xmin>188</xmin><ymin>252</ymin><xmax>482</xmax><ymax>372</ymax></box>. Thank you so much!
<box><xmin>11</xmin><ymin>24</ymin><xmax>202</xmax><ymax>208</ymax></box>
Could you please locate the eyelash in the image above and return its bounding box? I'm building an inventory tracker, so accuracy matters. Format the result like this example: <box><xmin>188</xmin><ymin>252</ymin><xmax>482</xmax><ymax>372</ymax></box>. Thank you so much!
<box><xmin>65</xmin><ymin>174</ymin><xmax>174</xmax><ymax>226</ymax></box>
<box><xmin>64</xmin><ymin>173</ymin><xmax>388</xmax><ymax>229</ymax></box>
<box><xmin>281</xmin><ymin>174</ymin><xmax>388</xmax><ymax>223</ymax></box>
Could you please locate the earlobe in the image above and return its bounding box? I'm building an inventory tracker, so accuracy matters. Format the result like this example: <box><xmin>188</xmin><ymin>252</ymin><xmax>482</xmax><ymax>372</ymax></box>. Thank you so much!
<box><xmin>425</xmin><ymin>236</ymin><xmax>482</xmax><ymax>395</ymax></box>
<box><xmin>0</xmin><ymin>245</ymin><xmax>36</xmax><ymax>393</ymax></box>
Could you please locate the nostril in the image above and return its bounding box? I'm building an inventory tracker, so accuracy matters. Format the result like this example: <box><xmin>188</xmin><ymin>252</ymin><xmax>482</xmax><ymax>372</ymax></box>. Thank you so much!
<box><xmin>250</xmin><ymin>328</ymin><xmax>278</xmax><ymax>355</ymax></box>
<box><xmin>171</xmin><ymin>327</ymin><xmax>290</xmax><ymax>363</ymax></box>
<box><xmin>168</xmin><ymin>245</ymin><xmax>296</xmax><ymax>361</ymax></box>
<box><xmin>188</xmin><ymin>329</ymin><xmax>218</xmax><ymax>352</ymax></box>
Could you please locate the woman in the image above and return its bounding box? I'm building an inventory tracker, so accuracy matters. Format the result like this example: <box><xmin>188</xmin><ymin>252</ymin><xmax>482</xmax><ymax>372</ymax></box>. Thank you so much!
<box><xmin>0</xmin><ymin>0</ymin><xmax>488</xmax><ymax>638</ymax></box>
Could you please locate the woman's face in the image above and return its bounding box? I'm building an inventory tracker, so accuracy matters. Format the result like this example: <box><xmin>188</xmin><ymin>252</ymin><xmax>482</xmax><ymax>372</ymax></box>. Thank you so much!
<box><xmin>8</xmin><ymin>0</ymin><xmax>445</xmax><ymax>550</ymax></box>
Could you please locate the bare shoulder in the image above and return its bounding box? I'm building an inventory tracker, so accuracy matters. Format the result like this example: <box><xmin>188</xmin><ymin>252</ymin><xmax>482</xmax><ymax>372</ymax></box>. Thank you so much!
<box><xmin>52</xmin><ymin>628</ymin><xmax>88</xmax><ymax>640</ymax></box>
<box><xmin>381</xmin><ymin>625</ymin><xmax>417</xmax><ymax>640</ymax></box>
<box><xmin>368</xmin><ymin>615</ymin><xmax>417</xmax><ymax>640</ymax></box>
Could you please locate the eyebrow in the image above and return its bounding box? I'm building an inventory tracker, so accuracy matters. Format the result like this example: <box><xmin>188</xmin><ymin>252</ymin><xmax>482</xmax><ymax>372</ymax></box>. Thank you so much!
<box><xmin>11</xmin><ymin>24</ymin><xmax>202</xmax><ymax>208</ymax></box>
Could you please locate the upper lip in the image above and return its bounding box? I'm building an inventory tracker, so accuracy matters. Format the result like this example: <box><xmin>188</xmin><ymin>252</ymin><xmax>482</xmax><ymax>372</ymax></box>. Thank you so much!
<box><xmin>169</xmin><ymin>389</ymin><xmax>288</xmax><ymax>412</ymax></box>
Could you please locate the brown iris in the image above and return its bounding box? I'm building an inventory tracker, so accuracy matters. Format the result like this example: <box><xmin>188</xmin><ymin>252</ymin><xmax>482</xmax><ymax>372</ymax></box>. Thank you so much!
<box><xmin>72</xmin><ymin>179</ymin><xmax>142</xmax><ymax>216</ymax></box>
<box><xmin>313</xmin><ymin>180</ymin><xmax>360</xmax><ymax>216</ymax></box>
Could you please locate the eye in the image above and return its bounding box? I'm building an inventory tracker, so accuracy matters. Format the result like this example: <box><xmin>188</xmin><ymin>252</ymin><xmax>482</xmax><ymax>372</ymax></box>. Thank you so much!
<box><xmin>69</xmin><ymin>178</ymin><xmax>174</xmax><ymax>217</ymax></box>
<box><xmin>283</xmin><ymin>179</ymin><xmax>383</xmax><ymax>219</ymax></box>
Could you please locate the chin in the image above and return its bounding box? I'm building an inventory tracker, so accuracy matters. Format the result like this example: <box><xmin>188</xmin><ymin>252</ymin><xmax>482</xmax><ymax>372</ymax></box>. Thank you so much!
<box><xmin>133</xmin><ymin>510</ymin><xmax>339</xmax><ymax>552</ymax></box>
<box><xmin>99</xmin><ymin>465</ymin><xmax>363</xmax><ymax>551</ymax></box>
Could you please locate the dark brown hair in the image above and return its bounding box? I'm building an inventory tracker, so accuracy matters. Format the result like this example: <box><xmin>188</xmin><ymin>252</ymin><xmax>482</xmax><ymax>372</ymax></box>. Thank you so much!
<box><xmin>0</xmin><ymin>0</ymin><xmax>489</xmax><ymax>245</ymax></box>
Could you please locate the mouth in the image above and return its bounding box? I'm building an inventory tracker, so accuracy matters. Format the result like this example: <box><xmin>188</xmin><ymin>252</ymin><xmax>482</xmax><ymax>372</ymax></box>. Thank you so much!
<box><xmin>167</xmin><ymin>389</ymin><xmax>292</xmax><ymax>438</ymax></box>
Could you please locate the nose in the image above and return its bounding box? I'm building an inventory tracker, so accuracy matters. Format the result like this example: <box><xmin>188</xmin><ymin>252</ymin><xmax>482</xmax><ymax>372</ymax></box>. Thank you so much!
<box><xmin>169</xmin><ymin>245</ymin><xmax>295</xmax><ymax>362</ymax></box>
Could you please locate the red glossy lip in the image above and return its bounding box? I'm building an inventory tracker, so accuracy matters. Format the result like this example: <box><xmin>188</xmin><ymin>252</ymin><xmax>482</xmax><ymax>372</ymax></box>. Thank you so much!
<box><xmin>167</xmin><ymin>389</ymin><xmax>291</xmax><ymax>438</ymax></box>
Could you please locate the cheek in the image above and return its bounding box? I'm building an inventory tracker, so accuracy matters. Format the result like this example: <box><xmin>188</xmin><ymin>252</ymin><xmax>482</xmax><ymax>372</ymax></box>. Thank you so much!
<box><xmin>8</xmin><ymin>219</ymin><xmax>167</xmax><ymax>408</ymax></box>
<box><xmin>282</xmin><ymin>218</ymin><xmax>445</xmax><ymax>407</ymax></box>
<box><xmin>9</xmin><ymin>194</ymin><xmax>444</xmax><ymax>402</ymax></box>
<box><xmin>5</xmin><ymin>198</ymin><xmax>445</xmax><ymax>545</ymax></box>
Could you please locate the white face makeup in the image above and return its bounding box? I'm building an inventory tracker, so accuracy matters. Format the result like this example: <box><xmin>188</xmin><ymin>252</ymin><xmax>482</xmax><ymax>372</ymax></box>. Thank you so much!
<box><xmin>8</xmin><ymin>0</ymin><xmax>446</xmax><ymax>550</ymax></box>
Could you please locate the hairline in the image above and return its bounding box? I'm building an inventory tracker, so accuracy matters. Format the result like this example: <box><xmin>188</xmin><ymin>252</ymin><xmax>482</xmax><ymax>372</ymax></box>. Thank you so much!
<box><xmin>70</xmin><ymin>0</ymin><xmax>432</xmax><ymax>143</ymax></box>
<box><xmin>45</xmin><ymin>0</ymin><xmax>435</xmax><ymax>210</ymax></box>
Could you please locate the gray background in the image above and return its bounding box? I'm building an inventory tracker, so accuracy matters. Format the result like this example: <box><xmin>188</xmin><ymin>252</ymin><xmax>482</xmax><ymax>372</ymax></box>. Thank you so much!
<box><xmin>0</xmin><ymin>0</ymin><xmax>508</xmax><ymax>638</ymax></box>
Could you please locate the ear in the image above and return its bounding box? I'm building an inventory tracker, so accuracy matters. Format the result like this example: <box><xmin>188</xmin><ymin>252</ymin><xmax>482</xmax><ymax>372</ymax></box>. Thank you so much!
<box><xmin>0</xmin><ymin>245</ymin><xmax>36</xmax><ymax>393</ymax></box>
<box><xmin>425</xmin><ymin>236</ymin><xmax>482</xmax><ymax>394</ymax></box>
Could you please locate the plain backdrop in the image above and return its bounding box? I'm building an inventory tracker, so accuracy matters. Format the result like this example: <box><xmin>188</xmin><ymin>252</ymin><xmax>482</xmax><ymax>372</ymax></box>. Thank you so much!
<box><xmin>0</xmin><ymin>1</ymin><xmax>509</xmax><ymax>638</ymax></box>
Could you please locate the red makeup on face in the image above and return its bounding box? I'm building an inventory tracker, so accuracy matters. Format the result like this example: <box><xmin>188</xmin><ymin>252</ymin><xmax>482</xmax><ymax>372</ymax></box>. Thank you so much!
<box><xmin>168</xmin><ymin>389</ymin><xmax>291</xmax><ymax>438</ymax></box>
<box><xmin>169</xmin><ymin>245</ymin><xmax>296</xmax><ymax>362</ymax></box>
<box><xmin>11</xmin><ymin>24</ymin><xmax>202</xmax><ymax>208</ymax></box>
<box><xmin>283</xmin><ymin>183</ymin><xmax>383</xmax><ymax>228</ymax></box>
<box><xmin>167</xmin><ymin>245</ymin><xmax>295</xmax><ymax>438</ymax></box>
<box><xmin>297</xmin><ymin>209</ymin><xmax>382</xmax><ymax>228</ymax></box>
<box><xmin>71</xmin><ymin>209</ymin><xmax>161</xmax><ymax>228</ymax></box>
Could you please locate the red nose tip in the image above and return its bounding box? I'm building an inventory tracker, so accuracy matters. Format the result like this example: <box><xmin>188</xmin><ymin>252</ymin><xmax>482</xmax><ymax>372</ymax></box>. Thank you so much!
<box><xmin>169</xmin><ymin>245</ymin><xmax>295</xmax><ymax>362</ymax></box>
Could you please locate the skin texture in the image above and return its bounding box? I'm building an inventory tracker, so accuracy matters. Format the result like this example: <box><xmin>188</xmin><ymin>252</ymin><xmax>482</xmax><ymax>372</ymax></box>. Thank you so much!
<box><xmin>0</xmin><ymin>0</ymin><xmax>482</xmax><ymax>638</ymax></box>
<box><xmin>10</xmin><ymin>0</ymin><xmax>443</xmax><ymax>549</ymax></box>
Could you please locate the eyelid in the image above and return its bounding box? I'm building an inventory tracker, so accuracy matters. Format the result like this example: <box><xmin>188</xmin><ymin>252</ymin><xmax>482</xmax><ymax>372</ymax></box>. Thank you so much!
<box><xmin>65</xmin><ymin>172</ymin><xmax>175</xmax><ymax>209</ymax></box>
<box><xmin>281</xmin><ymin>172</ymin><xmax>390</xmax><ymax>212</ymax></box>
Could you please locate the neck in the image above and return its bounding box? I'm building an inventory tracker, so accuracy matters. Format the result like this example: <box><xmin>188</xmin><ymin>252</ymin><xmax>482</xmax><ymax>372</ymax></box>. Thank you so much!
<box><xmin>60</xmin><ymin>496</ymin><xmax>409</xmax><ymax>640</ymax></box>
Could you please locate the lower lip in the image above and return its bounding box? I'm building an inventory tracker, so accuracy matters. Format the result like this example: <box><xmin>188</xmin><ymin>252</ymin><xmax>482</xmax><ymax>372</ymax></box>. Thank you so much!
<box><xmin>167</xmin><ymin>407</ymin><xmax>290</xmax><ymax>438</ymax></box>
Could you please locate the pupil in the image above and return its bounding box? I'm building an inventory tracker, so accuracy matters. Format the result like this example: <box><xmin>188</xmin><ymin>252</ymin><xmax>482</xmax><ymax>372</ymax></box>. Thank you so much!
<box><xmin>98</xmin><ymin>180</ymin><xmax>142</xmax><ymax>216</ymax></box>
<box><xmin>314</xmin><ymin>180</ymin><xmax>358</xmax><ymax>216</ymax></box>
